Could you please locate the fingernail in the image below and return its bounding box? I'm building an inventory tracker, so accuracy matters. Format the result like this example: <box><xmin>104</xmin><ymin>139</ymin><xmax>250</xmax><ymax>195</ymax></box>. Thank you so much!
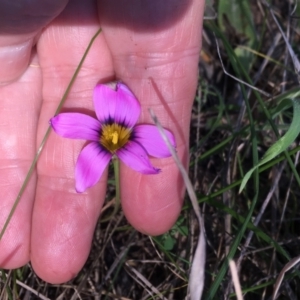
<box><xmin>0</xmin><ymin>39</ymin><xmax>33</xmax><ymax>85</ymax></box>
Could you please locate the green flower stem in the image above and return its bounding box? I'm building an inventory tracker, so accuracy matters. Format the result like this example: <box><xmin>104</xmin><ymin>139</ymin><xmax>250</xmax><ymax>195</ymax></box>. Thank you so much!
<box><xmin>101</xmin><ymin>157</ymin><xmax>121</xmax><ymax>222</ymax></box>
<box><xmin>114</xmin><ymin>157</ymin><xmax>121</xmax><ymax>212</ymax></box>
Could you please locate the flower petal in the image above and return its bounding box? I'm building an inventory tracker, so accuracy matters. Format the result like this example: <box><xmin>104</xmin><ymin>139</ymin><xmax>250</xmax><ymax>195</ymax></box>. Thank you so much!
<box><xmin>93</xmin><ymin>82</ymin><xmax>141</xmax><ymax>128</ymax></box>
<box><xmin>50</xmin><ymin>113</ymin><xmax>101</xmax><ymax>141</ymax></box>
<box><xmin>133</xmin><ymin>124</ymin><xmax>176</xmax><ymax>158</ymax></box>
<box><xmin>117</xmin><ymin>141</ymin><xmax>160</xmax><ymax>174</ymax></box>
<box><xmin>93</xmin><ymin>83</ymin><xmax>117</xmax><ymax>124</ymax></box>
<box><xmin>75</xmin><ymin>142</ymin><xmax>112</xmax><ymax>193</ymax></box>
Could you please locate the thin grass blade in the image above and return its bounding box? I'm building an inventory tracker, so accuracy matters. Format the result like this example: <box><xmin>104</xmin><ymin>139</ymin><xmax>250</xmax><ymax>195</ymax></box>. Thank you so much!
<box><xmin>239</xmin><ymin>98</ymin><xmax>300</xmax><ymax>192</ymax></box>
<box><xmin>0</xmin><ymin>28</ymin><xmax>102</xmax><ymax>241</ymax></box>
<box><xmin>272</xmin><ymin>255</ymin><xmax>300</xmax><ymax>300</ymax></box>
<box><xmin>149</xmin><ymin>109</ymin><xmax>206</xmax><ymax>300</ymax></box>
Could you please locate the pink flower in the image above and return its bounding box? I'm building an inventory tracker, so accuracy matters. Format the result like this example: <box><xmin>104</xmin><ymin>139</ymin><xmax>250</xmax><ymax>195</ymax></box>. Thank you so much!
<box><xmin>50</xmin><ymin>82</ymin><xmax>176</xmax><ymax>193</ymax></box>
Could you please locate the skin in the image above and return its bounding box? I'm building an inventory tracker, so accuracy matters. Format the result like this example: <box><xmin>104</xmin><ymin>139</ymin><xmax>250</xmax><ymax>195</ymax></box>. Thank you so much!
<box><xmin>0</xmin><ymin>0</ymin><xmax>204</xmax><ymax>283</ymax></box>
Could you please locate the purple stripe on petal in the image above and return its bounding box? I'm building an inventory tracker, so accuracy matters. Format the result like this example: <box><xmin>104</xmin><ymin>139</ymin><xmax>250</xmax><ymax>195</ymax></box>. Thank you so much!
<box><xmin>75</xmin><ymin>142</ymin><xmax>112</xmax><ymax>193</ymax></box>
<box><xmin>50</xmin><ymin>113</ymin><xmax>101</xmax><ymax>141</ymax></box>
<box><xmin>133</xmin><ymin>124</ymin><xmax>176</xmax><ymax>158</ymax></box>
<box><xmin>93</xmin><ymin>82</ymin><xmax>141</xmax><ymax>128</ymax></box>
<box><xmin>117</xmin><ymin>141</ymin><xmax>160</xmax><ymax>174</ymax></box>
<box><xmin>114</xmin><ymin>83</ymin><xmax>141</xmax><ymax>128</ymax></box>
<box><xmin>93</xmin><ymin>84</ymin><xmax>118</xmax><ymax>124</ymax></box>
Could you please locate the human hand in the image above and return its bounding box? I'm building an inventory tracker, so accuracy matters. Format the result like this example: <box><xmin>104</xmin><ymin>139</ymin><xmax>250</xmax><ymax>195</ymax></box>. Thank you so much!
<box><xmin>0</xmin><ymin>0</ymin><xmax>205</xmax><ymax>283</ymax></box>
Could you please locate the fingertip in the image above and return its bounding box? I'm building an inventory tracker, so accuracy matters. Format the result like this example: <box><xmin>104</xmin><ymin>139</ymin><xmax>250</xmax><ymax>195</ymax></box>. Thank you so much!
<box><xmin>0</xmin><ymin>39</ymin><xmax>33</xmax><ymax>85</ymax></box>
<box><xmin>121</xmin><ymin>159</ymin><xmax>184</xmax><ymax>236</ymax></box>
<box><xmin>31</xmin><ymin>253</ymin><xmax>79</xmax><ymax>284</ymax></box>
<box><xmin>126</xmin><ymin>207</ymin><xmax>181</xmax><ymax>236</ymax></box>
<box><xmin>0</xmin><ymin>184</ymin><xmax>33</xmax><ymax>269</ymax></box>
<box><xmin>31</xmin><ymin>188</ymin><xmax>89</xmax><ymax>283</ymax></box>
<box><xmin>31</xmin><ymin>177</ymin><xmax>107</xmax><ymax>284</ymax></box>
<box><xmin>0</xmin><ymin>229</ymin><xmax>30</xmax><ymax>269</ymax></box>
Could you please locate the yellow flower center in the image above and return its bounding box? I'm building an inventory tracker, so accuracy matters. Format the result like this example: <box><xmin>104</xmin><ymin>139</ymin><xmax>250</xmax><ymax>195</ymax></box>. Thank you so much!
<box><xmin>100</xmin><ymin>123</ymin><xmax>131</xmax><ymax>153</ymax></box>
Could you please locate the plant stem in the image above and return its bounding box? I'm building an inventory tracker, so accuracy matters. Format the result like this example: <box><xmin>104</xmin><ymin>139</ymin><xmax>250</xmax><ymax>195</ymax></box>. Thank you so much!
<box><xmin>101</xmin><ymin>157</ymin><xmax>120</xmax><ymax>222</ymax></box>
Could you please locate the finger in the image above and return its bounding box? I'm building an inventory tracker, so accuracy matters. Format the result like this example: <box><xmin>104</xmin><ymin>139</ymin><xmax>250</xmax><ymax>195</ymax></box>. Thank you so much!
<box><xmin>0</xmin><ymin>54</ymin><xmax>41</xmax><ymax>268</ymax></box>
<box><xmin>0</xmin><ymin>0</ymin><xmax>68</xmax><ymax>272</ymax></box>
<box><xmin>99</xmin><ymin>0</ymin><xmax>205</xmax><ymax>235</ymax></box>
<box><xmin>0</xmin><ymin>0</ymin><xmax>68</xmax><ymax>84</ymax></box>
<box><xmin>31</xmin><ymin>0</ymin><xmax>114</xmax><ymax>283</ymax></box>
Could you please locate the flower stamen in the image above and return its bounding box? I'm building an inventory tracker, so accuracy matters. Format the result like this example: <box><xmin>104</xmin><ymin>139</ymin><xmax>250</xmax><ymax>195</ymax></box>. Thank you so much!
<box><xmin>111</xmin><ymin>131</ymin><xmax>118</xmax><ymax>145</ymax></box>
<box><xmin>100</xmin><ymin>123</ymin><xmax>131</xmax><ymax>153</ymax></box>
